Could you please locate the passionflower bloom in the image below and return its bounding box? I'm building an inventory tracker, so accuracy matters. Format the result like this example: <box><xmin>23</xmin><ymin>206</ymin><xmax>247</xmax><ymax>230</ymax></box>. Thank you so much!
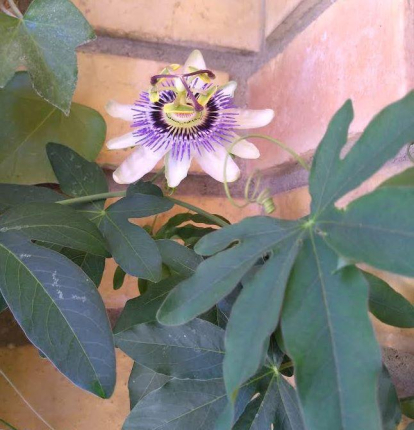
<box><xmin>106</xmin><ymin>50</ymin><xmax>275</xmax><ymax>187</ymax></box>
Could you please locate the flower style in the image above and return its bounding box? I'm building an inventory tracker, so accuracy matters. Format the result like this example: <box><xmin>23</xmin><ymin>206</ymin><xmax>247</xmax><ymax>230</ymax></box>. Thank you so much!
<box><xmin>106</xmin><ymin>50</ymin><xmax>275</xmax><ymax>187</ymax></box>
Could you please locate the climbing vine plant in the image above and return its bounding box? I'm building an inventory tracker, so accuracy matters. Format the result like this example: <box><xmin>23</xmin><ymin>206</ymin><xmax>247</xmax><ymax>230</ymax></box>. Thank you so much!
<box><xmin>1</xmin><ymin>1</ymin><xmax>414</xmax><ymax>430</ymax></box>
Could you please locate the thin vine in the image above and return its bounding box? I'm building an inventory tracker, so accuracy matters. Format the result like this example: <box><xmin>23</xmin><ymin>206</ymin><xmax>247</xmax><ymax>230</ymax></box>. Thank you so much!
<box><xmin>223</xmin><ymin>134</ymin><xmax>311</xmax><ymax>214</ymax></box>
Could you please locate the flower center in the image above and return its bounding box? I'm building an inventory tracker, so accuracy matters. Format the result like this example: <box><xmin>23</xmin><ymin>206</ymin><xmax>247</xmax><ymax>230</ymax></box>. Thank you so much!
<box><xmin>164</xmin><ymin>108</ymin><xmax>204</xmax><ymax>128</ymax></box>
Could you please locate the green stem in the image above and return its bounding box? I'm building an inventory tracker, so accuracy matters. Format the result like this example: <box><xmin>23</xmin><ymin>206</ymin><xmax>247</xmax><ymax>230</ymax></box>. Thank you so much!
<box><xmin>150</xmin><ymin>167</ymin><xmax>165</xmax><ymax>183</ymax></box>
<box><xmin>0</xmin><ymin>419</ymin><xmax>19</xmax><ymax>430</ymax></box>
<box><xmin>57</xmin><ymin>191</ymin><xmax>126</xmax><ymax>206</ymax></box>
<box><xmin>56</xmin><ymin>191</ymin><xmax>230</xmax><ymax>228</ymax></box>
<box><xmin>167</xmin><ymin>197</ymin><xmax>229</xmax><ymax>227</ymax></box>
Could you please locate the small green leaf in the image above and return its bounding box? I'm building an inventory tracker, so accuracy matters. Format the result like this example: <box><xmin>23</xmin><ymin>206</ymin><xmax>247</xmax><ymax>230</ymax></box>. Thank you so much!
<box><xmin>223</xmin><ymin>238</ymin><xmax>301</xmax><ymax>399</ymax></box>
<box><xmin>310</xmin><ymin>91</ymin><xmax>414</xmax><ymax>213</ymax></box>
<box><xmin>0</xmin><ymin>203</ymin><xmax>109</xmax><ymax>257</ymax></box>
<box><xmin>380</xmin><ymin>167</ymin><xmax>414</xmax><ymax>188</ymax></box>
<box><xmin>401</xmin><ymin>397</ymin><xmax>414</xmax><ymax>419</ymax></box>
<box><xmin>113</xmin><ymin>266</ymin><xmax>126</xmax><ymax>290</ymax></box>
<box><xmin>60</xmin><ymin>248</ymin><xmax>105</xmax><ymax>287</ymax></box>
<box><xmin>378</xmin><ymin>365</ymin><xmax>402</xmax><ymax>430</ymax></box>
<box><xmin>281</xmin><ymin>236</ymin><xmax>382</xmax><ymax>430</ymax></box>
<box><xmin>156</xmin><ymin>239</ymin><xmax>203</xmax><ymax>277</ymax></box>
<box><xmin>99</xmin><ymin>193</ymin><xmax>173</xmax><ymax>281</ymax></box>
<box><xmin>157</xmin><ymin>217</ymin><xmax>302</xmax><ymax>326</ymax></box>
<box><xmin>363</xmin><ymin>272</ymin><xmax>414</xmax><ymax>328</ymax></box>
<box><xmin>0</xmin><ymin>73</ymin><xmax>106</xmax><ymax>184</ymax></box>
<box><xmin>0</xmin><ymin>232</ymin><xmax>115</xmax><ymax>397</ymax></box>
<box><xmin>128</xmin><ymin>363</ymin><xmax>171</xmax><ymax>410</ymax></box>
<box><xmin>321</xmin><ymin>187</ymin><xmax>414</xmax><ymax>277</ymax></box>
<box><xmin>47</xmin><ymin>143</ymin><xmax>108</xmax><ymax>220</ymax></box>
<box><xmin>405</xmin><ymin>424</ymin><xmax>414</xmax><ymax>430</ymax></box>
<box><xmin>124</xmin><ymin>378</ymin><xmax>228</xmax><ymax>430</ymax></box>
<box><xmin>115</xmin><ymin>319</ymin><xmax>225</xmax><ymax>380</ymax></box>
<box><xmin>233</xmin><ymin>375</ymin><xmax>305</xmax><ymax>430</ymax></box>
<box><xmin>0</xmin><ymin>0</ymin><xmax>95</xmax><ymax>113</ymax></box>
<box><xmin>113</xmin><ymin>276</ymin><xmax>184</xmax><ymax>335</ymax></box>
<box><xmin>0</xmin><ymin>184</ymin><xmax>64</xmax><ymax>212</ymax></box>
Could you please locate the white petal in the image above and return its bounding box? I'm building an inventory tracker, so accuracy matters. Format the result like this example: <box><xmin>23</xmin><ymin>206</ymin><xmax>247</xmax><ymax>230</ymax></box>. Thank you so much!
<box><xmin>225</xmin><ymin>137</ymin><xmax>260</xmax><ymax>159</ymax></box>
<box><xmin>165</xmin><ymin>152</ymin><xmax>192</xmax><ymax>188</ymax></box>
<box><xmin>220</xmin><ymin>81</ymin><xmax>237</xmax><ymax>97</ymax></box>
<box><xmin>195</xmin><ymin>145</ymin><xmax>240</xmax><ymax>183</ymax></box>
<box><xmin>184</xmin><ymin>49</ymin><xmax>206</xmax><ymax>73</ymax></box>
<box><xmin>105</xmin><ymin>100</ymin><xmax>135</xmax><ymax>122</ymax></box>
<box><xmin>106</xmin><ymin>132</ymin><xmax>137</xmax><ymax>150</ymax></box>
<box><xmin>233</xmin><ymin>108</ymin><xmax>275</xmax><ymax>129</ymax></box>
<box><xmin>113</xmin><ymin>146</ymin><xmax>168</xmax><ymax>184</ymax></box>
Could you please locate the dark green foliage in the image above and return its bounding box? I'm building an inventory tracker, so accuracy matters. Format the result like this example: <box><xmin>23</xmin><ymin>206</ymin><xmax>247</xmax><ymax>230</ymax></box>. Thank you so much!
<box><xmin>154</xmin><ymin>92</ymin><xmax>414</xmax><ymax>430</ymax></box>
<box><xmin>0</xmin><ymin>73</ymin><xmax>105</xmax><ymax>184</ymax></box>
<box><xmin>0</xmin><ymin>0</ymin><xmax>95</xmax><ymax>113</ymax></box>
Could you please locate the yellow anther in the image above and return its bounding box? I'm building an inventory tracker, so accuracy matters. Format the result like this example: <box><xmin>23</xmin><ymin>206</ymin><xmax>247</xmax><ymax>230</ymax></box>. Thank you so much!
<box><xmin>149</xmin><ymin>86</ymin><xmax>160</xmax><ymax>103</ymax></box>
<box><xmin>198</xmin><ymin>86</ymin><xmax>218</xmax><ymax>106</ymax></box>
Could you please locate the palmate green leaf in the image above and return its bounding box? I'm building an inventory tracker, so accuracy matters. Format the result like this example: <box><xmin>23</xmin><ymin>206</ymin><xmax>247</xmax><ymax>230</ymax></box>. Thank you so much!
<box><xmin>0</xmin><ymin>184</ymin><xmax>64</xmax><ymax>212</ymax></box>
<box><xmin>113</xmin><ymin>276</ymin><xmax>184</xmax><ymax>335</ymax></box>
<box><xmin>0</xmin><ymin>72</ymin><xmax>105</xmax><ymax>184</ymax></box>
<box><xmin>60</xmin><ymin>248</ymin><xmax>105</xmax><ymax>287</ymax></box>
<box><xmin>47</xmin><ymin>143</ymin><xmax>108</xmax><ymax>220</ymax></box>
<box><xmin>128</xmin><ymin>363</ymin><xmax>172</xmax><ymax>410</ymax></box>
<box><xmin>156</xmin><ymin>239</ymin><xmax>203</xmax><ymax>277</ymax></box>
<box><xmin>233</xmin><ymin>374</ymin><xmax>305</xmax><ymax>430</ymax></box>
<box><xmin>0</xmin><ymin>232</ymin><xmax>115</xmax><ymax>397</ymax></box>
<box><xmin>116</xmin><ymin>319</ymin><xmax>225</xmax><ymax>380</ymax></box>
<box><xmin>223</xmin><ymin>237</ymin><xmax>301</xmax><ymax>399</ymax></box>
<box><xmin>320</xmin><ymin>187</ymin><xmax>414</xmax><ymax>277</ymax></box>
<box><xmin>157</xmin><ymin>217</ymin><xmax>302</xmax><ymax>326</ymax></box>
<box><xmin>363</xmin><ymin>272</ymin><xmax>414</xmax><ymax>328</ymax></box>
<box><xmin>99</xmin><ymin>193</ymin><xmax>173</xmax><ymax>282</ymax></box>
<box><xmin>378</xmin><ymin>365</ymin><xmax>401</xmax><ymax>430</ymax></box>
<box><xmin>0</xmin><ymin>0</ymin><xmax>95</xmax><ymax>113</ymax></box>
<box><xmin>310</xmin><ymin>91</ymin><xmax>414</xmax><ymax>214</ymax></box>
<box><xmin>281</xmin><ymin>236</ymin><xmax>382</xmax><ymax>430</ymax></box>
<box><xmin>123</xmin><ymin>368</ymin><xmax>270</xmax><ymax>430</ymax></box>
<box><xmin>0</xmin><ymin>203</ymin><xmax>109</xmax><ymax>257</ymax></box>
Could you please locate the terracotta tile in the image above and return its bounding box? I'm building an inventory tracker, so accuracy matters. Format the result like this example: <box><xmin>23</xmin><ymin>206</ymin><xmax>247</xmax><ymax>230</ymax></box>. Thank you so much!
<box><xmin>265</xmin><ymin>0</ymin><xmax>305</xmax><ymax>37</ymax></box>
<box><xmin>72</xmin><ymin>0</ymin><xmax>262</xmax><ymax>52</ymax></box>
<box><xmin>248</xmin><ymin>0</ymin><xmax>414</xmax><ymax>170</ymax></box>
<box><xmin>0</xmin><ymin>346</ymin><xmax>132</xmax><ymax>429</ymax></box>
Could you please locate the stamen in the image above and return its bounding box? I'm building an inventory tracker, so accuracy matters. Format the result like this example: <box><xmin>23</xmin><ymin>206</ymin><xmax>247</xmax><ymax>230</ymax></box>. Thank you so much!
<box><xmin>150</xmin><ymin>69</ymin><xmax>217</xmax><ymax>113</ymax></box>
<box><xmin>179</xmin><ymin>77</ymin><xmax>203</xmax><ymax>112</ymax></box>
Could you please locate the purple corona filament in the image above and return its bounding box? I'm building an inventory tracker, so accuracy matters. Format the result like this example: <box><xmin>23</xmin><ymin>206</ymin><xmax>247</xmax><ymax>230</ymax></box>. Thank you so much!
<box><xmin>131</xmin><ymin>75</ymin><xmax>239</xmax><ymax>161</ymax></box>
